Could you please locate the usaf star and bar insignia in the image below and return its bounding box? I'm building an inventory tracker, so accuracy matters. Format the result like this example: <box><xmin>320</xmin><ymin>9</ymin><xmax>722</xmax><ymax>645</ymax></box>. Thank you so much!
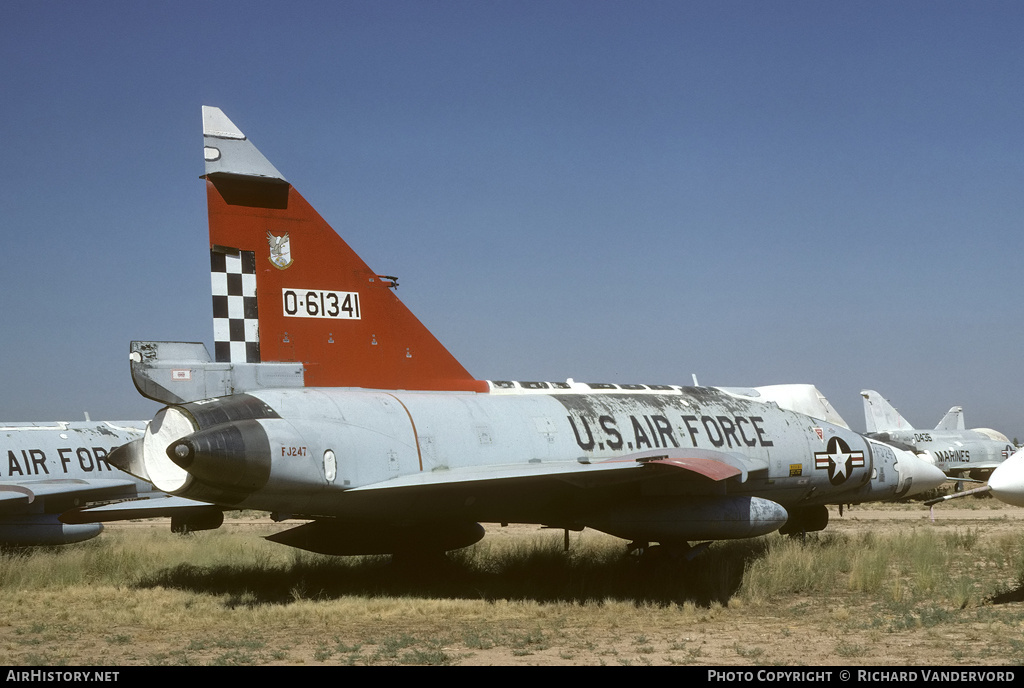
<box><xmin>814</xmin><ymin>436</ymin><xmax>865</xmax><ymax>485</ymax></box>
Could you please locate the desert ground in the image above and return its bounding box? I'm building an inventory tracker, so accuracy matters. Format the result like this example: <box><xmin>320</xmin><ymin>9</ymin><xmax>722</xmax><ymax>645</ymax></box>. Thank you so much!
<box><xmin>2</xmin><ymin>498</ymin><xmax>1023</xmax><ymax>666</ymax></box>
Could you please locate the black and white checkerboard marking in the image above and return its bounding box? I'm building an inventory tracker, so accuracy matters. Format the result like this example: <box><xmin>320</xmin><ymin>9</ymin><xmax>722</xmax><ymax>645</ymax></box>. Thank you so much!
<box><xmin>211</xmin><ymin>249</ymin><xmax>260</xmax><ymax>363</ymax></box>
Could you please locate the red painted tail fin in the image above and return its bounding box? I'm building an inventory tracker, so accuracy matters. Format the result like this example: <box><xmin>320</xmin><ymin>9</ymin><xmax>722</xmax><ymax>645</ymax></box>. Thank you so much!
<box><xmin>202</xmin><ymin>106</ymin><xmax>485</xmax><ymax>392</ymax></box>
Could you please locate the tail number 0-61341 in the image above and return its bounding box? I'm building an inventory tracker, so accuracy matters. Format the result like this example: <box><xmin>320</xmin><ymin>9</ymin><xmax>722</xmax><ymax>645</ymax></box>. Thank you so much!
<box><xmin>282</xmin><ymin>289</ymin><xmax>361</xmax><ymax>319</ymax></box>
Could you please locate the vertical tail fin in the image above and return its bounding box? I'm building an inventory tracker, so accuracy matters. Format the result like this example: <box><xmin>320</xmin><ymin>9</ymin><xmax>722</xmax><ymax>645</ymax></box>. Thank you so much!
<box><xmin>934</xmin><ymin>406</ymin><xmax>965</xmax><ymax>432</ymax></box>
<box><xmin>202</xmin><ymin>106</ymin><xmax>485</xmax><ymax>392</ymax></box>
<box><xmin>860</xmin><ymin>390</ymin><xmax>914</xmax><ymax>433</ymax></box>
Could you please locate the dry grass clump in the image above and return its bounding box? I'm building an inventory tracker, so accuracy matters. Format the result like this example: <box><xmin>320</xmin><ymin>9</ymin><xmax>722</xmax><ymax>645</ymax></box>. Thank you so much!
<box><xmin>2</xmin><ymin>519</ymin><xmax>1024</xmax><ymax>665</ymax></box>
<box><xmin>738</xmin><ymin>527</ymin><xmax>1024</xmax><ymax>612</ymax></box>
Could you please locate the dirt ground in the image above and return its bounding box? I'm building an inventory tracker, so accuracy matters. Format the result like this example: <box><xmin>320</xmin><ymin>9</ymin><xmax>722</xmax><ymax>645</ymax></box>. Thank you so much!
<box><xmin>89</xmin><ymin>502</ymin><xmax>1024</xmax><ymax>667</ymax></box>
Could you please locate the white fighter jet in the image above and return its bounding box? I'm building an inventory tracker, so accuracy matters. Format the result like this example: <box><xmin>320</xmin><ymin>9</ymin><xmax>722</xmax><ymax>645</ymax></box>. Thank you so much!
<box><xmin>64</xmin><ymin>108</ymin><xmax>946</xmax><ymax>559</ymax></box>
<box><xmin>861</xmin><ymin>390</ymin><xmax>1013</xmax><ymax>486</ymax></box>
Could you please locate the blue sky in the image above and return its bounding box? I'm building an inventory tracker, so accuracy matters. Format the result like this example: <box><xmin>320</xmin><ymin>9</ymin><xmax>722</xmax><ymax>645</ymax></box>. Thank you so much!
<box><xmin>2</xmin><ymin>1</ymin><xmax>1022</xmax><ymax>438</ymax></box>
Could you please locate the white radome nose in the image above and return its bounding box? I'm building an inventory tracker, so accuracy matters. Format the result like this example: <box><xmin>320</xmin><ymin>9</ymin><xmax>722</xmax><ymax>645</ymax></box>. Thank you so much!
<box><xmin>899</xmin><ymin>450</ymin><xmax>949</xmax><ymax>497</ymax></box>
<box><xmin>988</xmin><ymin>448</ymin><xmax>1024</xmax><ymax>507</ymax></box>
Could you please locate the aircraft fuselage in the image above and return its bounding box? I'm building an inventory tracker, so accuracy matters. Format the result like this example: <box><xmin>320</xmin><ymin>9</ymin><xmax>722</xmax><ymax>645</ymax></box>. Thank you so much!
<box><xmin>866</xmin><ymin>428</ymin><xmax>1013</xmax><ymax>479</ymax></box>
<box><xmin>121</xmin><ymin>383</ymin><xmax>934</xmax><ymax>548</ymax></box>
<box><xmin>0</xmin><ymin>421</ymin><xmax>148</xmax><ymax>544</ymax></box>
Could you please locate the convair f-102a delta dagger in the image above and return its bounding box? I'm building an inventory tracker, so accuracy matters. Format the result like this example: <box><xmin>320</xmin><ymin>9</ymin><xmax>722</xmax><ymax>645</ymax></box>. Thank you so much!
<box><xmin>926</xmin><ymin>447</ymin><xmax>1024</xmax><ymax>510</ymax></box>
<box><xmin>0</xmin><ymin>420</ymin><xmax>145</xmax><ymax>545</ymax></box>
<box><xmin>2</xmin><ymin>418</ymin><xmax>220</xmax><ymax>545</ymax></box>
<box><xmin>64</xmin><ymin>107</ymin><xmax>946</xmax><ymax>559</ymax></box>
<box><xmin>861</xmin><ymin>390</ymin><xmax>1013</xmax><ymax>487</ymax></box>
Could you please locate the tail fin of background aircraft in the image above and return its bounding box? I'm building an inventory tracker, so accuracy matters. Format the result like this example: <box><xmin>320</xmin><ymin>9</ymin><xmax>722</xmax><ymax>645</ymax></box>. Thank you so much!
<box><xmin>202</xmin><ymin>107</ymin><xmax>485</xmax><ymax>392</ymax></box>
<box><xmin>934</xmin><ymin>406</ymin><xmax>965</xmax><ymax>432</ymax></box>
<box><xmin>860</xmin><ymin>390</ymin><xmax>914</xmax><ymax>433</ymax></box>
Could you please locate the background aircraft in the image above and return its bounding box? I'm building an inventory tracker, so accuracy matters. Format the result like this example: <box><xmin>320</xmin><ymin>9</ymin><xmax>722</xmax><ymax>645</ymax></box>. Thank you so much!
<box><xmin>2</xmin><ymin>419</ymin><xmax>220</xmax><ymax>544</ymax></box>
<box><xmin>0</xmin><ymin>420</ymin><xmax>145</xmax><ymax>544</ymax></box>
<box><xmin>68</xmin><ymin>108</ymin><xmax>946</xmax><ymax>559</ymax></box>
<box><xmin>925</xmin><ymin>448</ymin><xmax>1024</xmax><ymax>510</ymax></box>
<box><xmin>861</xmin><ymin>390</ymin><xmax>1014</xmax><ymax>486</ymax></box>
<box><xmin>987</xmin><ymin>450</ymin><xmax>1024</xmax><ymax>507</ymax></box>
